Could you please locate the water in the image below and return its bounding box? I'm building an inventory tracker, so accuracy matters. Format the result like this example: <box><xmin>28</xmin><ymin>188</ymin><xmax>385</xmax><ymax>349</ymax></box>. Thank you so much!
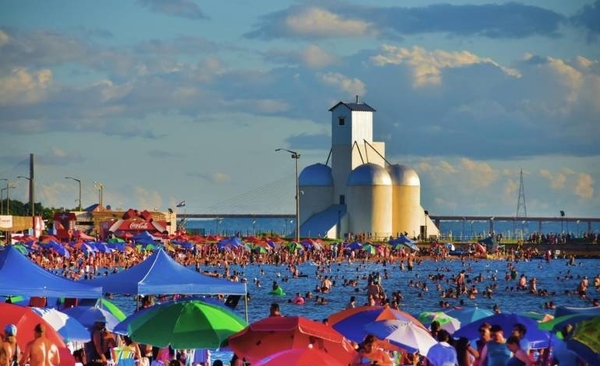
<box><xmin>185</xmin><ymin>218</ymin><xmax>600</xmax><ymax>241</ymax></box>
<box><xmin>106</xmin><ymin>256</ymin><xmax>600</xmax><ymax>363</ymax></box>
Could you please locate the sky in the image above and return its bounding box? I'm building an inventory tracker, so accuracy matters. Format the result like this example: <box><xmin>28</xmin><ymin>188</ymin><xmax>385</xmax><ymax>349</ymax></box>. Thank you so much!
<box><xmin>0</xmin><ymin>0</ymin><xmax>599</xmax><ymax>219</ymax></box>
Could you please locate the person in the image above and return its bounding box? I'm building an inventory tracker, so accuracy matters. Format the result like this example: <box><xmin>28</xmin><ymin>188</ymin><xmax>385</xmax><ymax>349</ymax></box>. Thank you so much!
<box><xmin>473</xmin><ymin>323</ymin><xmax>490</xmax><ymax>366</ymax></box>
<box><xmin>479</xmin><ymin>325</ymin><xmax>510</xmax><ymax>366</ymax></box>
<box><xmin>351</xmin><ymin>334</ymin><xmax>393</xmax><ymax>366</ymax></box>
<box><xmin>429</xmin><ymin>321</ymin><xmax>441</xmax><ymax>340</ymax></box>
<box><xmin>85</xmin><ymin>317</ymin><xmax>115</xmax><ymax>366</ymax></box>
<box><xmin>269</xmin><ymin>302</ymin><xmax>283</xmax><ymax>317</ymax></box>
<box><xmin>505</xmin><ymin>335</ymin><xmax>533</xmax><ymax>366</ymax></box>
<box><xmin>346</xmin><ymin>296</ymin><xmax>356</xmax><ymax>309</ymax></box>
<box><xmin>454</xmin><ymin>337</ymin><xmax>478</xmax><ymax>366</ymax></box>
<box><xmin>511</xmin><ymin>323</ymin><xmax>530</xmax><ymax>355</ymax></box>
<box><xmin>19</xmin><ymin>323</ymin><xmax>60</xmax><ymax>366</ymax></box>
<box><xmin>426</xmin><ymin>329</ymin><xmax>458</xmax><ymax>366</ymax></box>
<box><xmin>1</xmin><ymin>324</ymin><xmax>20</xmax><ymax>366</ymax></box>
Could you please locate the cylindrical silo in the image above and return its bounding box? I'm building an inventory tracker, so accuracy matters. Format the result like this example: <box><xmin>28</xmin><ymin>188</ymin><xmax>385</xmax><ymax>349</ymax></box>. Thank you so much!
<box><xmin>299</xmin><ymin>163</ymin><xmax>334</xmax><ymax>225</ymax></box>
<box><xmin>388</xmin><ymin>164</ymin><xmax>421</xmax><ymax>238</ymax></box>
<box><xmin>346</xmin><ymin>163</ymin><xmax>392</xmax><ymax>240</ymax></box>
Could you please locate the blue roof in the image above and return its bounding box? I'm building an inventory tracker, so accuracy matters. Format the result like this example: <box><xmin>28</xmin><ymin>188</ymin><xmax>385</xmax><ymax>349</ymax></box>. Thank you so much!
<box><xmin>85</xmin><ymin>248</ymin><xmax>246</xmax><ymax>295</ymax></box>
<box><xmin>329</xmin><ymin>101</ymin><xmax>376</xmax><ymax>112</ymax></box>
<box><xmin>0</xmin><ymin>246</ymin><xmax>102</xmax><ymax>298</ymax></box>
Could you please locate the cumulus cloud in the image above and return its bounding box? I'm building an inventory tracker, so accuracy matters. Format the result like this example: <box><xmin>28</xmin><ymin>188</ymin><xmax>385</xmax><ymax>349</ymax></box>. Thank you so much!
<box><xmin>246</xmin><ymin>6</ymin><xmax>376</xmax><ymax>39</ymax></box>
<box><xmin>574</xmin><ymin>173</ymin><xmax>594</xmax><ymax>199</ymax></box>
<box><xmin>318</xmin><ymin>72</ymin><xmax>366</xmax><ymax>97</ymax></box>
<box><xmin>0</xmin><ymin>68</ymin><xmax>52</xmax><ymax>105</ymax></box>
<box><xmin>371</xmin><ymin>45</ymin><xmax>518</xmax><ymax>87</ymax></box>
<box><xmin>459</xmin><ymin>159</ymin><xmax>499</xmax><ymax>188</ymax></box>
<box><xmin>302</xmin><ymin>45</ymin><xmax>338</xmax><ymax>68</ymax></box>
<box><xmin>540</xmin><ymin>169</ymin><xmax>567</xmax><ymax>189</ymax></box>
<box><xmin>571</xmin><ymin>0</ymin><xmax>600</xmax><ymax>41</ymax></box>
<box><xmin>137</xmin><ymin>0</ymin><xmax>207</xmax><ymax>20</ymax></box>
<box><xmin>134</xmin><ymin>186</ymin><xmax>163</xmax><ymax>211</ymax></box>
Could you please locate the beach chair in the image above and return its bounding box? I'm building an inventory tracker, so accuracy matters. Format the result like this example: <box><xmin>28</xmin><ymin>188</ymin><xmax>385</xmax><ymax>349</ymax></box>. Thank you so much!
<box><xmin>111</xmin><ymin>347</ymin><xmax>136</xmax><ymax>366</ymax></box>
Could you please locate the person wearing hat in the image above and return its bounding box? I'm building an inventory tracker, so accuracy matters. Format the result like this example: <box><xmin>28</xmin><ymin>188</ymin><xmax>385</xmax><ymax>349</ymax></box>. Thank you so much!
<box><xmin>1</xmin><ymin>324</ymin><xmax>20</xmax><ymax>366</ymax></box>
<box><xmin>19</xmin><ymin>323</ymin><xmax>60</xmax><ymax>366</ymax></box>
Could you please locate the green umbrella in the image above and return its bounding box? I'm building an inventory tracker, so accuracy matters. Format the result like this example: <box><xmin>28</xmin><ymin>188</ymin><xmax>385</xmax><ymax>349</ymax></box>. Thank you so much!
<box><xmin>418</xmin><ymin>311</ymin><xmax>461</xmax><ymax>333</ymax></box>
<box><xmin>97</xmin><ymin>298</ymin><xmax>127</xmax><ymax>321</ymax></box>
<box><xmin>572</xmin><ymin>315</ymin><xmax>600</xmax><ymax>354</ymax></box>
<box><xmin>13</xmin><ymin>244</ymin><xmax>28</xmax><ymax>255</ymax></box>
<box><xmin>362</xmin><ymin>244</ymin><xmax>376</xmax><ymax>255</ymax></box>
<box><xmin>126</xmin><ymin>300</ymin><xmax>248</xmax><ymax>349</ymax></box>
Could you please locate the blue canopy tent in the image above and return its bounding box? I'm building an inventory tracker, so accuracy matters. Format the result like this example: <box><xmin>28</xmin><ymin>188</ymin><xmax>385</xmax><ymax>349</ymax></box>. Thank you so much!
<box><xmin>133</xmin><ymin>231</ymin><xmax>160</xmax><ymax>245</ymax></box>
<box><xmin>85</xmin><ymin>248</ymin><xmax>246</xmax><ymax>296</ymax></box>
<box><xmin>390</xmin><ymin>235</ymin><xmax>419</xmax><ymax>251</ymax></box>
<box><xmin>0</xmin><ymin>246</ymin><xmax>102</xmax><ymax>298</ymax></box>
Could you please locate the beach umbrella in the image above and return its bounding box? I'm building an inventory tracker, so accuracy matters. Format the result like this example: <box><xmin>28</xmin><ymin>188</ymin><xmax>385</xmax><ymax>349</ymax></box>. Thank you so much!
<box><xmin>0</xmin><ymin>303</ymin><xmax>76</xmax><ymax>365</ymax></box>
<box><xmin>228</xmin><ymin>316</ymin><xmax>356</xmax><ymax>365</ymax></box>
<box><xmin>364</xmin><ymin>319</ymin><xmax>437</xmax><ymax>355</ymax></box>
<box><xmin>253</xmin><ymin>348</ymin><xmax>346</xmax><ymax>366</ymax></box>
<box><xmin>122</xmin><ymin>300</ymin><xmax>247</xmax><ymax>349</ymax></box>
<box><xmin>31</xmin><ymin>307</ymin><xmax>90</xmax><ymax>342</ymax></box>
<box><xmin>539</xmin><ymin>313</ymin><xmax>594</xmax><ymax>333</ymax></box>
<box><xmin>362</xmin><ymin>244</ymin><xmax>376</xmax><ymax>255</ymax></box>
<box><xmin>418</xmin><ymin>311</ymin><xmax>461</xmax><ymax>333</ymax></box>
<box><xmin>444</xmin><ymin>307</ymin><xmax>493</xmax><ymax>325</ymax></box>
<box><xmin>570</xmin><ymin>316</ymin><xmax>600</xmax><ymax>355</ymax></box>
<box><xmin>62</xmin><ymin>306</ymin><xmax>121</xmax><ymax>332</ymax></box>
<box><xmin>520</xmin><ymin>311</ymin><xmax>554</xmax><ymax>323</ymax></box>
<box><xmin>96</xmin><ymin>298</ymin><xmax>127</xmax><ymax>322</ymax></box>
<box><xmin>328</xmin><ymin>306</ymin><xmax>425</xmax><ymax>343</ymax></box>
<box><xmin>454</xmin><ymin>313</ymin><xmax>550</xmax><ymax>348</ymax></box>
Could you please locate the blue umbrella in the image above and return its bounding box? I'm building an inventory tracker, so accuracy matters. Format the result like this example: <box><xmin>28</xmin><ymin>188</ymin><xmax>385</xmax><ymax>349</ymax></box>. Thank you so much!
<box><xmin>454</xmin><ymin>313</ymin><xmax>550</xmax><ymax>348</ymax></box>
<box><xmin>62</xmin><ymin>306</ymin><xmax>120</xmax><ymax>332</ymax></box>
<box><xmin>445</xmin><ymin>307</ymin><xmax>493</xmax><ymax>325</ymax></box>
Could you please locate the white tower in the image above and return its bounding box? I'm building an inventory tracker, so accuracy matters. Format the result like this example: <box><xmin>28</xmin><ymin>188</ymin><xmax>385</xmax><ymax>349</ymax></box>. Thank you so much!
<box><xmin>329</xmin><ymin>97</ymin><xmax>385</xmax><ymax>205</ymax></box>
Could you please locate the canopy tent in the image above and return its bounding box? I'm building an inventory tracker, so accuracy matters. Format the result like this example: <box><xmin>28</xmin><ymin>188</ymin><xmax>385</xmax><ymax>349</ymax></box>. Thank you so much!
<box><xmin>390</xmin><ymin>235</ymin><xmax>419</xmax><ymax>251</ymax></box>
<box><xmin>85</xmin><ymin>248</ymin><xmax>246</xmax><ymax>295</ymax></box>
<box><xmin>133</xmin><ymin>231</ymin><xmax>161</xmax><ymax>245</ymax></box>
<box><xmin>0</xmin><ymin>246</ymin><xmax>102</xmax><ymax>298</ymax></box>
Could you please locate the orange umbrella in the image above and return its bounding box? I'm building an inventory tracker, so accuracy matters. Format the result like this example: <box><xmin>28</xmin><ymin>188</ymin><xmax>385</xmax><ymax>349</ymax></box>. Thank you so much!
<box><xmin>253</xmin><ymin>347</ymin><xmax>346</xmax><ymax>366</ymax></box>
<box><xmin>0</xmin><ymin>303</ymin><xmax>76</xmax><ymax>366</ymax></box>
<box><xmin>228</xmin><ymin>316</ymin><xmax>356</xmax><ymax>364</ymax></box>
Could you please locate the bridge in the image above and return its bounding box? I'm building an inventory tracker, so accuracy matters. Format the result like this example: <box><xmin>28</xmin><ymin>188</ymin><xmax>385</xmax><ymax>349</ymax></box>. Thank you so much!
<box><xmin>179</xmin><ymin>213</ymin><xmax>600</xmax><ymax>232</ymax></box>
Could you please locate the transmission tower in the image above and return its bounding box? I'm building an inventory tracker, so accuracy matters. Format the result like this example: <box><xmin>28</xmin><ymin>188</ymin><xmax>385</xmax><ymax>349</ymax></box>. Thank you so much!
<box><xmin>515</xmin><ymin>169</ymin><xmax>528</xmax><ymax>238</ymax></box>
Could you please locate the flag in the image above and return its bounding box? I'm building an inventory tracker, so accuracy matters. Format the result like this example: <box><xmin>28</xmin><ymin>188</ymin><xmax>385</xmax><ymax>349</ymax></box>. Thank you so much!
<box><xmin>176</xmin><ymin>200</ymin><xmax>186</xmax><ymax>208</ymax></box>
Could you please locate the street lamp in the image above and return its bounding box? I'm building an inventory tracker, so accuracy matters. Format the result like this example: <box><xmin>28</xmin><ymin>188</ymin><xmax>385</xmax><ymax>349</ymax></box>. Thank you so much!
<box><xmin>93</xmin><ymin>181</ymin><xmax>104</xmax><ymax>210</ymax></box>
<box><xmin>0</xmin><ymin>178</ymin><xmax>7</xmax><ymax>214</ymax></box>
<box><xmin>65</xmin><ymin>177</ymin><xmax>82</xmax><ymax>211</ymax></box>
<box><xmin>17</xmin><ymin>175</ymin><xmax>35</xmax><ymax>229</ymax></box>
<box><xmin>275</xmin><ymin>148</ymin><xmax>301</xmax><ymax>243</ymax></box>
<box><xmin>1</xmin><ymin>179</ymin><xmax>16</xmax><ymax>215</ymax></box>
<box><xmin>252</xmin><ymin>219</ymin><xmax>257</xmax><ymax>236</ymax></box>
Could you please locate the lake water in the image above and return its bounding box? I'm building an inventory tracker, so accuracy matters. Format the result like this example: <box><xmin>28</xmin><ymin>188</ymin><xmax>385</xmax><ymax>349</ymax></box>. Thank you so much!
<box><xmin>106</xmin><ymin>255</ymin><xmax>600</xmax><ymax>363</ymax></box>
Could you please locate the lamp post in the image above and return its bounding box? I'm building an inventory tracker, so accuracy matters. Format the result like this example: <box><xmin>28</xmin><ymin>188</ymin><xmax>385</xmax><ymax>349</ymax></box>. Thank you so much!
<box><xmin>252</xmin><ymin>219</ymin><xmax>257</xmax><ymax>236</ymax></box>
<box><xmin>93</xmin><ymin>181</ymin><xmax>104</xmax><ymax>210</ymax></box>
<box><xmin>0</xmin><ymin>178</ymin><xmax>7</xmax><ymax>214</ymax></box>
<box><xmin>65</xmin><ymin>176</ymin><xmax>82</xmax><ymax>211</ymax></box>
<box><xmin>17</xmin><ymin>175</ymin><xmax>35</xmax><ymax>230</ymax></box>
<box><xmin>275</xmin><ymin>148</ymin><xmax>301</xmax><ymax>243</ymax></box>
<box><xmin>576</xmin><ymin>220</ymin><xmax>580</xmax><ymax>238</ymax></box>
<box><xmin>1</xmin><ymin>179</ymin><xmax>16</xmax><ymax>215</ymax></box>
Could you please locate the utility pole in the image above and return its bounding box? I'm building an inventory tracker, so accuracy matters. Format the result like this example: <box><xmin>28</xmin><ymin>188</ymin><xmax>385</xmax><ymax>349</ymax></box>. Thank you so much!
<box><xmin>515</xmin><ymin>169</ymin><xmax>528</xmax><ymax>239</ymax></box>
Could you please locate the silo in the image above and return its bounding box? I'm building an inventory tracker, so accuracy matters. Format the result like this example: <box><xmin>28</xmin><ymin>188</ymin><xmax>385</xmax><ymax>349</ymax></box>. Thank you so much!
<box><xmin>346</xmin><ymin>163</ymin><xmax>392</xmax><ymax>240</ymax></box>
<box><xmin>299</xmin><ymin>163</ymin><xmax>334</xmax><ymax>225</ymax></box>
<box><xmin>388</xmin><ymin>164</ymin><xmax>421</xmax><ymax>238</ymax></box>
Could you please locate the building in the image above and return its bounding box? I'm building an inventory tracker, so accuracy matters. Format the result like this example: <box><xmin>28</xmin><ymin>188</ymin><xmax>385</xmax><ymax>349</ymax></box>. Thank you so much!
<box><xmin>298</xmin><ymin>98</ymin><xmax>439</xmax><ymax>241</ymax></box>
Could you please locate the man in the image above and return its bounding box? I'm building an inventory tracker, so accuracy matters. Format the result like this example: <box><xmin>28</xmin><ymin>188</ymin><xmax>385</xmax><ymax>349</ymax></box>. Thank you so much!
<box><xmin>19</xmin><ymin>323</ymin><xmax>60</xmax><ymax>366</ymax></box>
<box><xmin>426</xmin><ymin>329</ymin><xmax>458</xmax><ymax>366</ymax></box>
<box><xmin>511</xmin><ymin>323</ymin><xmax>531</xmax><ymax>355</ymax></box>
<box><xmin>2</xmin><ymin>324</ymin><xmax>20</xmax><ymax>366</ymax></box>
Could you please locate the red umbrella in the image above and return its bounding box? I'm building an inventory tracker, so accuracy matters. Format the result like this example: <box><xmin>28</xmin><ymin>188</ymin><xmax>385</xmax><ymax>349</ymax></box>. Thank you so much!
<box><xmin>0</xmin><ymin>303</ymin><xmax>76</xmax><ymax>366</ymax></box>
<box><xmin>253</xmin><ymin>347</ymin><xmax>346</xmax><ymax>366</ymax></box>
<box><xmin>227</xmin><ymin>316</ymin><xmax>356</xmax><ymax>364</ymax></box>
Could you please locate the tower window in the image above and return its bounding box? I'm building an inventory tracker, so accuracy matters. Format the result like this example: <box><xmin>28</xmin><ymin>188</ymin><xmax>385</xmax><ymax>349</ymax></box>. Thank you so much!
<box><xmin>338</xmin><ymin>117</ymin><xmax>345</xmax><ymax>126</ymax></box>
<box><xmin>339</xmin><ymin>195</ymin><xmax>345</xmax><ymax>205</ymax></box>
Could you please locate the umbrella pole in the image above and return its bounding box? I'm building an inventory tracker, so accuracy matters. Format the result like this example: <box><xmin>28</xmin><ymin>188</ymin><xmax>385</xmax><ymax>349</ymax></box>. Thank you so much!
<box><xmin>244</xmin><ymin>290</ymin><xmax>249</xmax><ymax>322</ymax></box>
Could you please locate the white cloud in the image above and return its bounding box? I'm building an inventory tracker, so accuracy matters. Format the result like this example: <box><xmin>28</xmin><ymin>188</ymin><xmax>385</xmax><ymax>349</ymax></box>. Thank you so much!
<box><xmin>574</xmin><ymin>173</ymin><xmax>594</xmax><ymax>199</ymax></box>
<box><xmin>285</xmin><ymin>7</ymin><xmax>375</xmax><ymax>38</ymax></box>
<box><xmin>539</xmin><ymin>169</ymin><xmax>567</xmax><ymax>189</ymax></box>
<box><xmin>0</xmin><ymin>30</ymin><xmax>9</xmax><ymax>48</ymax></box>
<box><xmin>371</xmin><ymin>45</ymin><xmax>518</xmax><ymax>87</ymax></box>
<box><xmin>319</xmin><ymin>72</ymin><xmax>366</xmax><ymax>97</ymax></box>
<box><xmin>0</xmin><ymin>68</ymin><xmax>52</xmax><ymax>106</ymax></box>
<box><xmin>459</xmin><ymin>158</ymin><xmax>499</xmax><ymax>188</ymax></box>
<box><xmin>301</xmin><ymin>45</ymin><xmax>338</xmax><ymax>68</ymax></box>
<box><xmin>134</xmin><ymin>186</ymin><xmax>163</xmax><ymax>211</ymax></box>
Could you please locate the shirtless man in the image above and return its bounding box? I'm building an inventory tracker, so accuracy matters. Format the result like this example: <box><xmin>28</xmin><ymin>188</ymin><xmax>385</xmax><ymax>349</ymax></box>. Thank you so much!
<box><xmin>19</xmin><ymin>324</ymin><xmax>60</xmax><ymax>366</ymax></box>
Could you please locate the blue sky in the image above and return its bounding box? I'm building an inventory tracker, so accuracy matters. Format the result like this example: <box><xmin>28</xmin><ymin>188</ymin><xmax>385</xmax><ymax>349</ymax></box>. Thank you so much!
<box><xmin>0</xmin><ymin>0</ymin><xmax>599</xmax><ymax>218</ymax></box>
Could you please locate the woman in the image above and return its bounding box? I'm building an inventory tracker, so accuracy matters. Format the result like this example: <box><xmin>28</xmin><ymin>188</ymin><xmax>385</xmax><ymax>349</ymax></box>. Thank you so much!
<box><xmin>351</xmin><ymin>334</ymin><xmax>393</xmax><ymax>366</ymax></box>
<box><xmin>506</xmin><ymin>335</ymin><xmax>533</xmax><ymax>366</ymax></box>
<box><xmin>454</xmin><ymin>337</ymin><xmax>478</xmax><ymax>366</ymax></box>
